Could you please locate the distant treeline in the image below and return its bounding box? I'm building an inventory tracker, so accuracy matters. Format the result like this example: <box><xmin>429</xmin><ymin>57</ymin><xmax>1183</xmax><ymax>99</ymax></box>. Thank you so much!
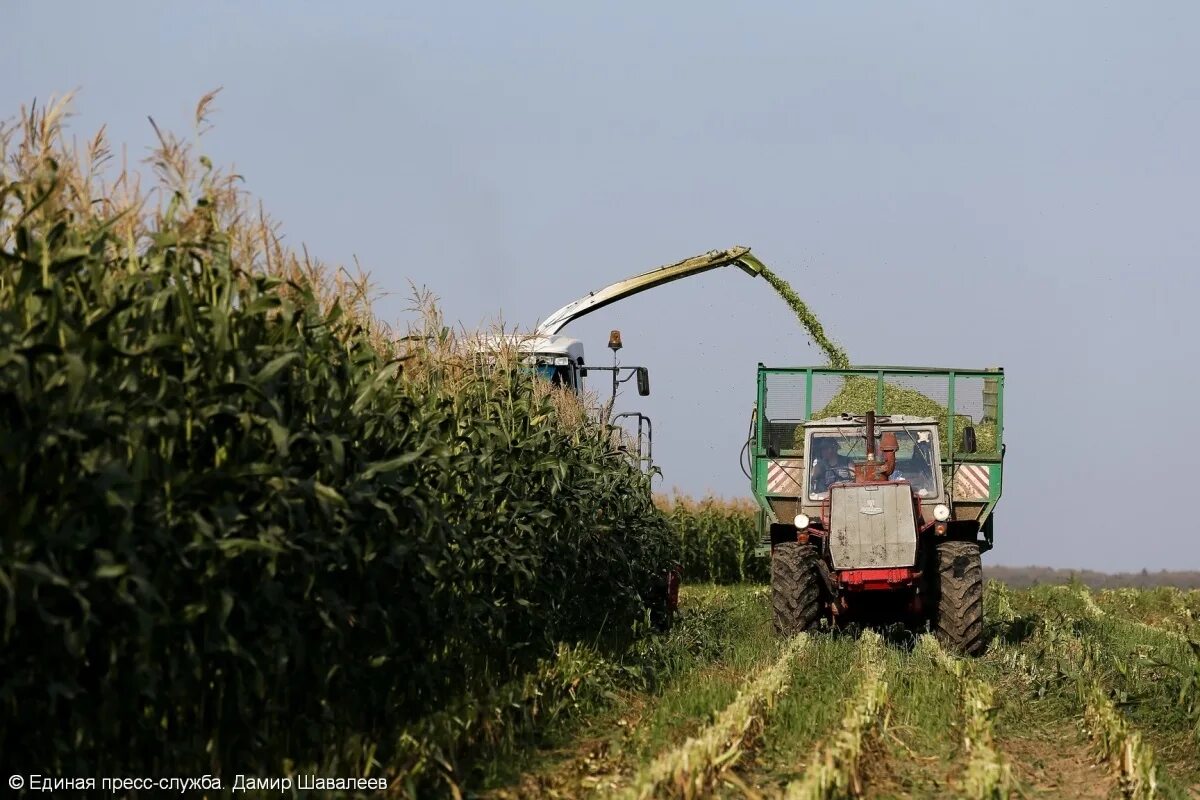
<box><xmin>989</xmin><ymin>565</ymin><xmax>1200</xmax><ymax>590</ymax></box>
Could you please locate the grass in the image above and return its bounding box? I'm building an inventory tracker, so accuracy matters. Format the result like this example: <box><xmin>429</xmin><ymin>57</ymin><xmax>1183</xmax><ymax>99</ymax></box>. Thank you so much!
<box><xmin>750</xmin><ymin>635</ymin><xmax>862</xmax><ymax>784</ymax></box>
<box><xmin>919</xmin><ymin>634</ymin><xmax>1013</xmax><ymax>798</ymax></box>
<box><xmin>616</xmin><ymin>632</ymin><xmax>810</xmax><ymax>798</ymax></box>
<box><xmin>475</xmin><ymin>585</ymin><xmax>777</xmax><ymax>796</ymax></box>
<box><xmin>483</xmin><ymin>582</ymin><xmax>1200</xmax><ymax>799</ymax></box>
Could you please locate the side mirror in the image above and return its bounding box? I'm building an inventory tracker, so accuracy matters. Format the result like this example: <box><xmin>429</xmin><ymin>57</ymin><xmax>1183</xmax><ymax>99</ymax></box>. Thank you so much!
<box><xmin>961</xmin><ymin>426</ymin><xmax>977</xmax><ymax>454</ymax></box>
<box><xmin>636</xmin><ymin>367</ymin><xmax>650</xmax><ymax>396</ymax></box>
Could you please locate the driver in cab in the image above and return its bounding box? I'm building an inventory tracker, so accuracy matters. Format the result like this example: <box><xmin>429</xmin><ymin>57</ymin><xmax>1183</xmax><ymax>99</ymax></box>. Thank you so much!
<box><xmin>810</xmin><ymin>438</ymin><xmax>852</xmax><ymax>494</ymax></box>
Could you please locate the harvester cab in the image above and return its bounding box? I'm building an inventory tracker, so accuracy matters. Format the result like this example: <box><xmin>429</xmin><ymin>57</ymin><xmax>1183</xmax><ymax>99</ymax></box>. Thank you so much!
<box><xmin>750</xmin><ymin>366</ymin><xmax>1004</xmax><ymax>654</ymax></box>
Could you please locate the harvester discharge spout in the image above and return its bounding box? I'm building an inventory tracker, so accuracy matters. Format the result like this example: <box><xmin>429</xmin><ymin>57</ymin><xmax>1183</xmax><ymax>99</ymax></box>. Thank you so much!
<box><xmin>534</xmin><ymin>246</ymin><xmax>765</xmax><ymax>336</ymax></box>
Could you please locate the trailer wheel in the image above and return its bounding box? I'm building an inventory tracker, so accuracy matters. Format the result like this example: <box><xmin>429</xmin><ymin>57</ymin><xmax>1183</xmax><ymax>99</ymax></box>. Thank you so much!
<box><xmin>771</xmin><ymin>541</ymin><xmax>822</xmax><ymax>636</ymax></box>
<box><xmin>932</xmin><ymin>540</ymin><xmax>984</xmax><ymax>655</ymax></box>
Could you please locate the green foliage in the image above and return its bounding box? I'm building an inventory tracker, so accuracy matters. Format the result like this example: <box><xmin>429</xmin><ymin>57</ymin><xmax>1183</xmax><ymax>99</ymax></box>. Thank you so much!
<box><xmin>0</xmin><ymin>109</ymin><xmax>674</xmax><ymax>781</ymax></box>
<box><xmin>996</xmin><ymin>586</ymin><xmax>1200</xmax><ymax>793</ymax></box>
<box><xmin>661</xmin><ymin>496</ymin><xmax>767</xmax><ymax>584</ymax></box>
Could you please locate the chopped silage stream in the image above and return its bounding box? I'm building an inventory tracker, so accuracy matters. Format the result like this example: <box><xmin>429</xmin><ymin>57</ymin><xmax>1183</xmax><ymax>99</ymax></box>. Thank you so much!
<box><xmin>759</xmin><ymin>266</ymin><xmax>998</xmax><ymax>452</ymax></box>
<box><xmin>758</xmin><ymin>265</ymin><xmax>850</xmax><ymax>369</ymax></box>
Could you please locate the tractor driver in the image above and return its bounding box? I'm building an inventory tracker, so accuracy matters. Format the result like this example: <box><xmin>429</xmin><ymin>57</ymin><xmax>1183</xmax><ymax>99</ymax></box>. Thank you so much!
<box><xmin>810</xmin><ymin>437</ymin><xmax>852</xmax><ymax>494</ymax></box>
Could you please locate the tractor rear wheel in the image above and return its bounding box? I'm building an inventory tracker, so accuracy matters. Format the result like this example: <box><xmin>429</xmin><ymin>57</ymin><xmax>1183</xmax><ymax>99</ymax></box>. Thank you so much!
<box><xmin>931</xmin><ymin>540</ymin><xmax>984</xmax><ymax>655</ymax></box>
<box><xmin>771</xmin><ymin>541</ymin><xmax>822</xmax><ymax>635</ymax></box>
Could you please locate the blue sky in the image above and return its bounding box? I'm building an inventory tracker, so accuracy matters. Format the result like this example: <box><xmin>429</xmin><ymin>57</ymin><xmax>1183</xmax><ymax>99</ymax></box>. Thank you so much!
<box><xmin>6</xmin><ymin>2</ymin><xmax>1199</xmax><ymax>570</ymax></box>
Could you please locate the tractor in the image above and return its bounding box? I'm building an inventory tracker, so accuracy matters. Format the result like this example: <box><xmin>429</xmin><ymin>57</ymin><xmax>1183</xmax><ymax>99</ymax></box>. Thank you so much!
<box><xmin>748</xmin><ymin>366</ymin><xmax>1004</xmax><ymax>654</ymax></box>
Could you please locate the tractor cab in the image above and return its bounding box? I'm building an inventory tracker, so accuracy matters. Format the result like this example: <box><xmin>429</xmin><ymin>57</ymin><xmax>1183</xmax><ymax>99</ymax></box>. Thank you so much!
<box><xmin>795</xmin><ymin>412</ymin><xmax>948</xmax><ymax>584</ymax></box>
<box><xmin>802</xmin><ymin>413</ymin><xmax>944</xmax><ymax>504</ymax></box>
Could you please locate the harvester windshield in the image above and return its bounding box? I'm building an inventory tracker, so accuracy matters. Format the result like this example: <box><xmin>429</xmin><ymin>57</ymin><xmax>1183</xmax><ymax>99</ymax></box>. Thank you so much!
<box><xmin>528</xmin><ymin>361</ymin><xmax>573</xmax><ymax>387</ymax></box>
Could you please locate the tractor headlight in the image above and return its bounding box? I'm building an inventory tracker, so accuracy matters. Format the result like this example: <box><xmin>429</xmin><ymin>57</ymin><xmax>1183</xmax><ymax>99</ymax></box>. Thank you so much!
<box><xmin>794</xmin><ymin>513</ymin><xmax>810</xmax><ymax>530</ymax></box>
<box><xmin>933</xmin><ymin>504</ymin><xmax>951</xmax><ymax>522</ymax></box>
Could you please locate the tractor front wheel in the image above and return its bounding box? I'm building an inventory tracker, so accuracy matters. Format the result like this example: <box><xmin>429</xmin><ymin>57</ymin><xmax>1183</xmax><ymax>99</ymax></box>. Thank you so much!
<box><xmin>771</xmin><ymin>541</ymin><xmax>822</xmax><ymax>636</ymax></box>
<box><xmin>931</xmin><ymin>540</ymin><xmax>984</xmax><ymax>655</ymax></box>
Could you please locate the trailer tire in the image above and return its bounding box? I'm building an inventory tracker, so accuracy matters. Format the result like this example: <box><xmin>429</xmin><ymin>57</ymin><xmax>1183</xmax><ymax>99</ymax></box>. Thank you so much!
<box><xmin>932</xmin><ymin>540</ymin><xmax>984</xmax><ymax>656</ymax></box>
<box><xmin>771</xmin><ymin>541</ymin><xmax>822</xmax><ymax>636</ymax></box>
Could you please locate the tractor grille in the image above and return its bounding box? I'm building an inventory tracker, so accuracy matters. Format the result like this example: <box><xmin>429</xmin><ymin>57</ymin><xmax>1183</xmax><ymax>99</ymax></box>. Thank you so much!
<box><xmin>828</xmin><ymin>484</ymin><xmax>917</xmax><ymax>569</ymax></box>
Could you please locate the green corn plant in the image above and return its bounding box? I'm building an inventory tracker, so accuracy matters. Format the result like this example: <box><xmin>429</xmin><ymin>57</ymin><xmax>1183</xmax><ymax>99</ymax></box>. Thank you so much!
<box><xmin>0</xmin><ymin>98</ymin><xmax>679</xmax><ymax>786</ymax></box>
<box><xmin>660</xmin><ymin>495</ymin><xmax>767</xmax><ymax>584</ymax></box>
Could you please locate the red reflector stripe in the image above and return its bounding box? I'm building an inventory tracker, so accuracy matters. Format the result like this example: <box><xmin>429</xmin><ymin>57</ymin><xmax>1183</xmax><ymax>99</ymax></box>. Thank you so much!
<box><xmin>840</xmin><ymin>567</ymin><xmax>917</xmax><ymax>588</ymax></box>
<box><xmin>766</xmin><ymin>459</ymin><xmax>805</xmax><ymax>494</ymax></box>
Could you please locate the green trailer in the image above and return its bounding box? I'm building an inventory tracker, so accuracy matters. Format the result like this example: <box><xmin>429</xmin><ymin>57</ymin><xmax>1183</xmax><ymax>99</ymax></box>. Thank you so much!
<box><xmin>746</xmin><ymin>365</ymin><xmax>1005</xmax><ymax>654</ymax></box>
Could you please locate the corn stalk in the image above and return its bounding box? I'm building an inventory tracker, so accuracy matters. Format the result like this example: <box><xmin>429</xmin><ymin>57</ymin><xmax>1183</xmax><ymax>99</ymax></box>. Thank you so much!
<box><xmin>988</xmin><ymin>581</ymin><xmax>1019</xmax><ymax>625</ymax></box>
<box><xmin>0</xmin><ymin>95</ymin><xmax>680</xmax><ymax>785</ymax></box>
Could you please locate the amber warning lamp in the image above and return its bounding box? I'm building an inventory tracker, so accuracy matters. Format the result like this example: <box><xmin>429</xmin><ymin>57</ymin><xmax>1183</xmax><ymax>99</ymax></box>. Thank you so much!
<box><xmin>608</xmin><ymin>330</ymin><xmax>623</xmax><ymax>352</ymax></box>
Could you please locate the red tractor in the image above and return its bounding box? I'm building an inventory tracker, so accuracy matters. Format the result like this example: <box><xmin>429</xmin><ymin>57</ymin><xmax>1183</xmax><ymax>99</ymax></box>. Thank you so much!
<box><xmin>750</xmin><ymin>367</ymin><xmax>1004</xmax><ymax>654</ymax></box>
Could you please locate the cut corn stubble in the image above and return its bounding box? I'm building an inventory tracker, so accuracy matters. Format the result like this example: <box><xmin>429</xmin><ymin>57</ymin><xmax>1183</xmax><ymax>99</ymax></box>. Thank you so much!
<box><xmin>783</xmin><ymin>630</ymin><xmax>889</xmax><ymax>800</ymax></box>
<box><xmin>918</xmin><ymin>634</ymin><xmax>1013</xmax><ymax>799</ymax></box>
<box><xmin>612</xmin><ymin>633</ymin><xmax>812</xmax><ymax>800</ymax></box>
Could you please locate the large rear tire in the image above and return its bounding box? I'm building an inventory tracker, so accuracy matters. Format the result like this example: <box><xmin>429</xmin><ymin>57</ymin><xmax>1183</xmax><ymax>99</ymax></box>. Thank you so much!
<box><xmin>771</xmin><ymin>541</ymin><xmax>822</xmax><ymax>636</ymax></box>
<box><xmin>932</xmin><ymin>540</ymin><xmax>984</xmax><ymax>655</ymax></box>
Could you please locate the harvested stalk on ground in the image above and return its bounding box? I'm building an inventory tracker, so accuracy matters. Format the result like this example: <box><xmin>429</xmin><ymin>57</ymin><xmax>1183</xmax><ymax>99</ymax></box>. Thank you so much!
<box><xmin>1025</xmin><ymin>615</ymin><xmax>1160</xmax><ymax>800</ymax></box>
<box><xmin>1077</xmin><ymin>587</ymin><xmax>1192</xmax><ymax>647</ymax></box>
<box><xmin>919</xmin><ymin>635</ymin><xmax>1013</xmax><ymax>799</ymax></box>
<box><xmin>784</xmin><ymin>630</ymin><xmax>888</xmax><ymax>800</ymax></box>
<box><xmin>615</xmin><ymin>633</ymin><xmax>811</xmax><ymax>800</ymax></box>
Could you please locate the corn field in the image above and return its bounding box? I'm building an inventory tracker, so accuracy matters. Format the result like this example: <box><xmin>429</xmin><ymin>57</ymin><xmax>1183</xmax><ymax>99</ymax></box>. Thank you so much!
<box><xmin>483</xmin><ymin>583</ymin><xmax>1200</xmax><ymax>800</ymax></box>
<box><xmin>0</xmin><ymin>98</ymin><xmax>677</xmax><ymax>790</ymax></box>
<box><xmin>4</xmin><ymin>99</ymin><xmax>1200</xmax><ymax>800</ymax></box>
<box><xmin>660</xmin><ymin>495</ymin><xmax>768</xmax><ymax>584</ymax></box>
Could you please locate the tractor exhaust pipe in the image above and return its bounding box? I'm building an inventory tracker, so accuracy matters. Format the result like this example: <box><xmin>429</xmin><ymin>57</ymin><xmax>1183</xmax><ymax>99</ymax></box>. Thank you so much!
<box><xmin>865</xmin><ymin>411</ymin><xmax>876</xmax><ymax>462</ymax></box>
<box><xmin>864</xmin><ymin>411</ymin><xmax>898</xmax><ymax>480</ymax></box>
